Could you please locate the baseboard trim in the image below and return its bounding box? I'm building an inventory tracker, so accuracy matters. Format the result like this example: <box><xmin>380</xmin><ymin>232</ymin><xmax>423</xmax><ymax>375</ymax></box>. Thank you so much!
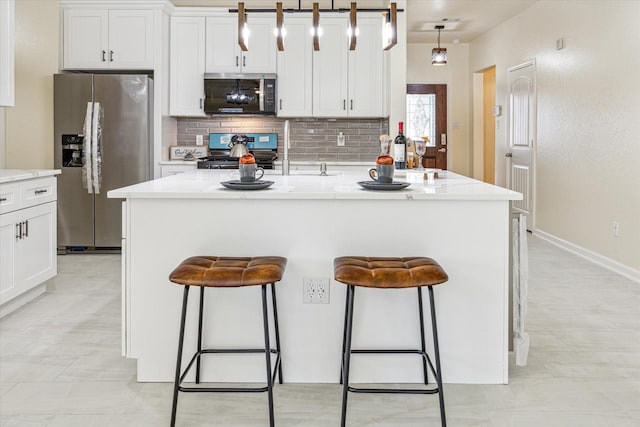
<box><xmin>0</xmin><ymin>283</ymin><xmax>46</xmax><ymax>318</ymax></box>
<box><xmin>532</xmin><ymin>228</ymin><xmax>640</xmax><ymax>284</ymax></box>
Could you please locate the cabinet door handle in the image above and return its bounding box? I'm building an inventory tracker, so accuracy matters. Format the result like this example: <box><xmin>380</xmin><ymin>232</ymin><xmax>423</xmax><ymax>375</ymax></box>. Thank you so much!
<box><xmin>16</xmin><ymin>223</ymin><xmax>22</xmax><ymax>239</ymax></box>
<box><xmin>200</xmin><ymin>98</ymin><xmax>203</xmax><ymax>109</ymax></box>
<box><xmin>236</xmin><ymin>56</ymin><xmax>239</xmax><ymax>67</ymax></box>
<box><xmin>23</xmin><ymin>220</ymin><xmax>28</xmax><ymax>238</ymax></box>
<box><xmin>102</xmin><ymin>50</ymin><xmax>106</xmax><ymax>62</ymax></box>
<box><xmin>350</xmin><ymin>100</ymin><xmax>353</xmax><ymax>110</ymax></box>
<box><xmin>0</xmin><ymin>197</ymin><xmax>6</xmax><ymax>202</ymax></box>
<box><xmin>35</xmin><ymin>189</ymin><xmax>48</xmax><ymax>195</ymax></box>
<box><xmin>343</xmin><ymin>100</ymin><xmax>346</xmax><ymax>110</ymax></box>
<box><xmin>243</xmin><ymin>56</ymin><xmax>246</xmax><ymax>67</ymax></box>
<box><xmin>279</xmin><ymin>99</ymin><xmax>283</xmax><ymax>110</ymax></box>
<box><xmin>110</xmin><ymin>50</ymin><xmax>114</xmax><ymax>62</ymax></box>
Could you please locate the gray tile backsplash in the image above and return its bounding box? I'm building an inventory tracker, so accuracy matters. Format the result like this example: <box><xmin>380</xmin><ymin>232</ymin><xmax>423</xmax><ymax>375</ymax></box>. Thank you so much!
<box><xmin>176</xmin><ymin>117</ymin><xmax>388</xmax><ymax>162</ymax></box>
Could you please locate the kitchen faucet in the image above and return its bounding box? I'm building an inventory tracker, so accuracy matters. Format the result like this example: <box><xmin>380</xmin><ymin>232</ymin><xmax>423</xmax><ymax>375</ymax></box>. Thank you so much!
<box><xmin>282</xmin><ymin>120</ymin><xmax>290</xmax><ymax>175</ymax></box>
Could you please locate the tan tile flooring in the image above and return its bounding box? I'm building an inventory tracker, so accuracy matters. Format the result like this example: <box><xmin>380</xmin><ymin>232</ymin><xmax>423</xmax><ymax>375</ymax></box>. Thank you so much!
<box><xmin>1</xmin><ymin>235</ymin><xmax>639</xmax><ymax>426</ymax></box>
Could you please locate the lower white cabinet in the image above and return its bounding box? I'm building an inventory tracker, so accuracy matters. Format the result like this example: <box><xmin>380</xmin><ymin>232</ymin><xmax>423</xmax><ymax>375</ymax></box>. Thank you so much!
<box><xmin>0</xmin><ymin>175</ymin><xmax>57</xmax><ymax>316</ymax></box>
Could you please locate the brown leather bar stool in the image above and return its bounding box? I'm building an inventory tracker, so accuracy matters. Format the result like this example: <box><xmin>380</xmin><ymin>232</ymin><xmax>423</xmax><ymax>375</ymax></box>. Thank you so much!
<box><xmin>168</xmin><ymin>256</ymin><xmax>287</xmax><ymax>427</ymax></box>
<box><xmin>334</xmin><ymin>256</ymin><xmax>448</xmax><ymax>427</ymax></box>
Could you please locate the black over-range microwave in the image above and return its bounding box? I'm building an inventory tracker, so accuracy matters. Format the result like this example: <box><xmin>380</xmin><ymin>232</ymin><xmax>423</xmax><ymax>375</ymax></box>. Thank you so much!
<box><xmin>204</xmin><ymin>73</ymin><xmax>277</xmax><ymax>115</ymax></box>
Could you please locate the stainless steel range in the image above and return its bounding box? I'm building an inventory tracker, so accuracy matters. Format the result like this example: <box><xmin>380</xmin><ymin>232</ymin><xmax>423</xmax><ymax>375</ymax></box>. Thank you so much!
<box><xmin>197</xmin><ymin>133</ymin><xmax>278</xmax><ymax>169</ymax></box>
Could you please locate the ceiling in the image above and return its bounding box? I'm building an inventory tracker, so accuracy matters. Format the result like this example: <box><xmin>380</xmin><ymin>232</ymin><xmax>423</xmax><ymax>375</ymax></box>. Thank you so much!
<box><xmin>170</xmin><ymin>0</ymin><xmax>538</xmax><ymax>44</ymax></box>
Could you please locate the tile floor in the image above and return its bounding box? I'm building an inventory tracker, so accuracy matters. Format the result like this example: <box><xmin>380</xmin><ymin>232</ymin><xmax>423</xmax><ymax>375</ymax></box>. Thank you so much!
<box><xmin>1</xmin><ymin>235</ymin><xmax>639</xmax><ymax>426</ymax></box>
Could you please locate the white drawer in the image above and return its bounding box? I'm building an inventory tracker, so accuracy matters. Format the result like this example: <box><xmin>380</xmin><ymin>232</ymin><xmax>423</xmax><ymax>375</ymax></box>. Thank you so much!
<box><xmin>21</xmin><ymin>177</ymin><xmax>57</xmax><ymax>209</ymax></box>
<box><xmin>0</xmin><ymin>182</ymin><xmax>21</xmax><ymax>214</ymax></box>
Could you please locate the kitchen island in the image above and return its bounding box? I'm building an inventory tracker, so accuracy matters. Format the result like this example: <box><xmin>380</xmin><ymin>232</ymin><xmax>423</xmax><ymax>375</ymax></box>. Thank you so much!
<box><xmin>108</xmin><ymin>169</ymin><xmax>521</xmax><ymax>384</ymax></box>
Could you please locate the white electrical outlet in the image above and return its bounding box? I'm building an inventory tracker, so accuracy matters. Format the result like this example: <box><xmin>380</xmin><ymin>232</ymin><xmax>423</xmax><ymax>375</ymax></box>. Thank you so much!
<box><xmin>612</xmin><ymin>221</ymin><xmax>620</xmax><ymax>237</ymax></box>
<box><xmin>337</xmin><ymin>132</ymin><xmax>345</xmax><ymax>146</ymax></box>
<box><xmin>303</xmin><ymin>277</ymin><xmax>330</xmax><ymax>304</ymax></box>
<box><xmin>196</xmin><ymin>135</ymin><xmax>204</xmax><ymax>145</ymax></box>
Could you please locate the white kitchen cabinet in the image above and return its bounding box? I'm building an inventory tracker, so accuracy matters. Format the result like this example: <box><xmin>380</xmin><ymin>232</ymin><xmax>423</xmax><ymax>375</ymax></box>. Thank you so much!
<box><xmin>313</xmin><ymin>16</ymin><xmax>384</xmax><ymax>118</ymax></box>
<box><xmin>0</xmin><ymin>0</ymin><xmax>15</xmax><ymax>106</ymax></box>
<box><xmin>170</xmin><ymin>16</ymin><xmax>206</xmax><ymax>117</ymax></box>
<box><xmin>0</xmin><ymin>175</ymin><xmax>57</xmax><ymax>317</ymax></box>
<box><xmin>63</xmin><ymin>8</ymin><xmax>154</xmax><ymax>70</ymax></box>
<box><xmin>276</xmin><ymin>16</ymin><xmax>313</xmax><ymax>117</ymax></box>
<box><xmin>205</xmin><ymin>15</ymin><xmax>276</xmax><ymax>74</ymax></box>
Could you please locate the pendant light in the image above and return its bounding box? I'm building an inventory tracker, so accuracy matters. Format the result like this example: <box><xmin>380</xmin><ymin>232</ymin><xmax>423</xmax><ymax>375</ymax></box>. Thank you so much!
<box><xmin>238</xmin><ymin>2</ymin><xmax>249</xmax><ymax>51</ymax></box>
<box><xmin>348</xmin><ymin>2</ymin><xmax>357</xmax><ymax>51</ymax></box>
<box><xmin>432</xmin><ymin>25</ymin><xmax>447</xmax><ymax>66</ymax></box>
<box><xmin>275</xmin><ymin>2</ymin><xmax>284</xmax><ymax>51</ymax></box>
<box><xmin>312</xmin><ymin>2</ymin><xmax>320</xmax><ymax>51</ymax></box>
<box><xmin>383</xmin><ymin>3</ymin><xmax>397</xmax><ymax>51</ymax></box>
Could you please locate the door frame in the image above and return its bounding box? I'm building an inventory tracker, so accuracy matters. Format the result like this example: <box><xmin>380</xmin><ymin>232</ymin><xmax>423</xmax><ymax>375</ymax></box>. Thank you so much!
<box><xmin>406</xmin><ymin>84</ymin><xmax>448</xmax><ymax>170</ymax></box>
<box><xmin>507</xmin><ymin>59</ymin><xmax>537</xmax><ymax>230</ymax></box>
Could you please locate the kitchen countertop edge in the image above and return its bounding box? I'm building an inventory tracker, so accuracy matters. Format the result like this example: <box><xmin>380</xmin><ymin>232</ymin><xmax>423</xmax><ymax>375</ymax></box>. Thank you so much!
<box><xmin>0</xmin><ymin>169</ymin><xmax>62</xmax><ymax>184</ymax></box>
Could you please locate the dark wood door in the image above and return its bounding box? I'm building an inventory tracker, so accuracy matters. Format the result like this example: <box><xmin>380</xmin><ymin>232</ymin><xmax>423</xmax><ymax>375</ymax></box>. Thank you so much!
<box><xmin>406</xmin><ymin>84</ymin><xmax>447</xmax><ymax>170</ymax></box>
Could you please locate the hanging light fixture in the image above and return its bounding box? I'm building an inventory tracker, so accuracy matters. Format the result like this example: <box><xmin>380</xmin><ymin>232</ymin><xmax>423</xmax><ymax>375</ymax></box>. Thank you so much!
<box><xmin>275</xmin><ymin>2</ymin><xmax>284</xmax><ymax>51</ymax></box>
<box><xmin>312</xmin><ymin>2</ymin><xmax>320</xmax><ymax>51</ymax></box>
<box><xmin>432</xmin><ymin>25</ymin><xmax>447</xmax><ymax>65</ymax></box>
<box><xmin>238</xmin><ymin>2</ymin><xmax>249</xmax><ymax>51</ymax></box>
<box><xmin>347</xmin><ymin>2</ymin><xmax>357</xmax><ymax>51</ymax></box>
<box><xmin>383</xmin><ymin>2</ymin><xmax>397</xmax><ymax>51</ymax></box>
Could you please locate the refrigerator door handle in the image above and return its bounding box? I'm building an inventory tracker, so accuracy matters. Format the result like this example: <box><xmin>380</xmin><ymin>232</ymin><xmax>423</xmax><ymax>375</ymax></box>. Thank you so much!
<box><xmin>92</xmin><ymin>102</ymin><xmax>102</xmax><ymax>194</ymax></box>
<box><xmin>83</xmin><ymin>102</ymin><xmax>95</xmax><ymax>194</ymax></box>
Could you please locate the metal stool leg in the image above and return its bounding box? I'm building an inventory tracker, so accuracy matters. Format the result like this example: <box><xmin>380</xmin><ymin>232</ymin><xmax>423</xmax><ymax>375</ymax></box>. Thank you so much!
<box><xmin>196</xmin><ymin>286</ymin><xmax>204</xmax><ymax>384</ymax></box>
<box><xmin>417</xmin><ymin>287</ymin><xmax>429</xmax><ymax>385</ymax></box>
<box><xmin>340</xmin><ymin>285</ymin><xmax>356</xmax><ymax>427</ymax></box>
<box><xmin>428</xmin><ymin>286</ymin><xmax>447</xmax><ymax>427</ymax></box>
<box><xmin>171</xmin><ymin>285</ymin><xmax>190</xmax><ymax>427</ymax></box>
<box><xmin>270</xmin><ymin>283</ymin><xmax>283</xmax><ymax>384</ymax></box>
<box><xmin>261</xmin><ymin>284</ymin><xmax>275</xmax><ymax>427</ymax></box>
<box><xmin>339</xmin><ymin>287</ymin><xmax>350</xmax><ymax>384</ymax></box>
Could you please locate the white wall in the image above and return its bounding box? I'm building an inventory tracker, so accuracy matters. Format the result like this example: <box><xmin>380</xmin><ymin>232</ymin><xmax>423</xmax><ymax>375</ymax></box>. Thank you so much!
<box><xmin>5</xmin><ymin>0</ymin><xmax>59</xmax><ymax>169</ymax></box>
<box><xmin>470</xmin><ymin>0</ymin><xmax>640</xmax><ymax>271</ymax></box>
<box><xmin>407</xmin><ymin>42</ymin><xmax>470</xmax><ymax>175</ymax></box>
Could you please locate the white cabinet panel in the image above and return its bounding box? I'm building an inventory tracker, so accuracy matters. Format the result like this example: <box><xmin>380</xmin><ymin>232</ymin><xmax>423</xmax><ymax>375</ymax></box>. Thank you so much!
<box><xmin>0</xmin><ymin>214</ymin><xmax>17</xmax><ymax>298</ymax></box>
<box><xmin>108</xmin><ymin>10</ymin><xmax>154</xmax><ymax>69</ymax></box>
<box><xmin>276</xmin><ymin>17</ymin><xmax>313</xmax><ymax>117</ymax></box>
<box><xmin>312</xmin><ymin>16</ymin><xmax>385</xmax><ymax>118</ymax></box>
<box><xmin>63</xmin><ymin>8</ymin><xmax>154</xmax><ymax>70</ymax></box>
<box><xmin>348</xmin><ymin>17</ymin><xmax>384</xmax><ymax>117</ymax></box>
<box><xmin>15</xmin><ymin>203</ymin><xmax>56</xmax><ymax>293</ymax></box>
<box><xmin>312</xmin><ymin>17</ymin><xmax>349</xmax><ymax>117</ymax></box>
<box><xmin>205</xmin><ymin>15</ymin><xmax>276</xmax><ymax>74</ymax></box>
<box><xmin>170</xmin><ymin>17</ymin><xmax>206</xmax><ymax>116</ymax></box>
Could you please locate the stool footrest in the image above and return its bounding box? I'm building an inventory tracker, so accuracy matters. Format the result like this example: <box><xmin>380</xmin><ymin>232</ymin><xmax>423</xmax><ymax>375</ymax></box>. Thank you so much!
<box><xmin>178</xmin><ymin>385</ymin><xmax>271</xmax><ymax>393</ymax></box>
<box><xmin>348</xmin><ymin>386</ymin><xmax>440</xmax><ymax>395</ymax></box>
<box><xmin>179</xmin><ymin>348</ymin><xmax>282</xmax><ymax>391</ymax></box>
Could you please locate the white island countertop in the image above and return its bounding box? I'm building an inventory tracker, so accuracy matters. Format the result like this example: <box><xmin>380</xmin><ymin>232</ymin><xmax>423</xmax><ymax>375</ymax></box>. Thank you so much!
<box><xmin>108</xmin><ymin>169</ymin><xmax>521</xmax><ymax>201</ymax></box>
<box><xmin>0</xmin><ymin>169</ymin><xmax>61</xmax><ymax>184</ymax></box>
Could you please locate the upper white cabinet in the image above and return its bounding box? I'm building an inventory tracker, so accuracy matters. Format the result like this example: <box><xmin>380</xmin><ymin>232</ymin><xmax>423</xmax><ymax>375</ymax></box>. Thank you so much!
<box><xmin>312</xmin><ymin>16</ymin><xmax>384</xmax><ymax>118</ymax></box>
<box><xmin>63</xmin><ymin>9</ymin><xmax>154</xmax><ymax>69</ymax></box>
<box><xmin>205</xmin><ymin>15</ymin><xmax>276</xmax><ymax>74</ymax></box>
<box><xmin>0</xmin><ymin>0</ymin><xmax>14</xmax><ymax>107</ymax></box>
<box><xmin>170</xmin><ymin>16</ymin><xmax>206</xmax><ymax>116</ymax></box>
<box><xmin>276</xmin><ymin>16</ymin><xmax>313</xmax><ymax>117</ymax></box>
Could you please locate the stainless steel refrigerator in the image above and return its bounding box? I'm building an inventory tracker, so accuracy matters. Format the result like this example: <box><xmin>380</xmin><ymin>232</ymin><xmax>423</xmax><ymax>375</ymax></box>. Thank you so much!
<box><xmin>54</xmin><ymin>74</ymin><xmax>153</xmax><ymax>249</ymax></box>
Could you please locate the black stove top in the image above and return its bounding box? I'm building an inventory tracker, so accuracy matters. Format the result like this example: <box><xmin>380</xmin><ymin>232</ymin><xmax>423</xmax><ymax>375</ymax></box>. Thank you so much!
<box><xmin>197</xmin><ymin>150</ymin><xmax>277</xmax><ymax>170</ymax></box>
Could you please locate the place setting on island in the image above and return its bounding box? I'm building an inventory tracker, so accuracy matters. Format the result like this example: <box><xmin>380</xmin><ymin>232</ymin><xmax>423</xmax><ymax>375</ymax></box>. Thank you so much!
<box><xmin>220</xmin><ymin>153</ymin><xmax>274</xmax><ymax>191</ymax></box>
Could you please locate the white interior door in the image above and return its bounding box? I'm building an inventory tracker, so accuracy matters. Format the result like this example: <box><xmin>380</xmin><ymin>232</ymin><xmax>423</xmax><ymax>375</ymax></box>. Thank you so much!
<box><xmin>507</xmin><ymin>60</ymin><xmax>536</xmax><ymax>230</ymax></box>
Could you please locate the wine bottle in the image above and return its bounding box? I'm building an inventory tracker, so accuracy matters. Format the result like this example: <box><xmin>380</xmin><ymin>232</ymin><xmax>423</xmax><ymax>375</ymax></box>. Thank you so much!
<box><xmin>394</xmin><ymin>122</ymin><xmax>407</xmax><ymax>169</ymax></box>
